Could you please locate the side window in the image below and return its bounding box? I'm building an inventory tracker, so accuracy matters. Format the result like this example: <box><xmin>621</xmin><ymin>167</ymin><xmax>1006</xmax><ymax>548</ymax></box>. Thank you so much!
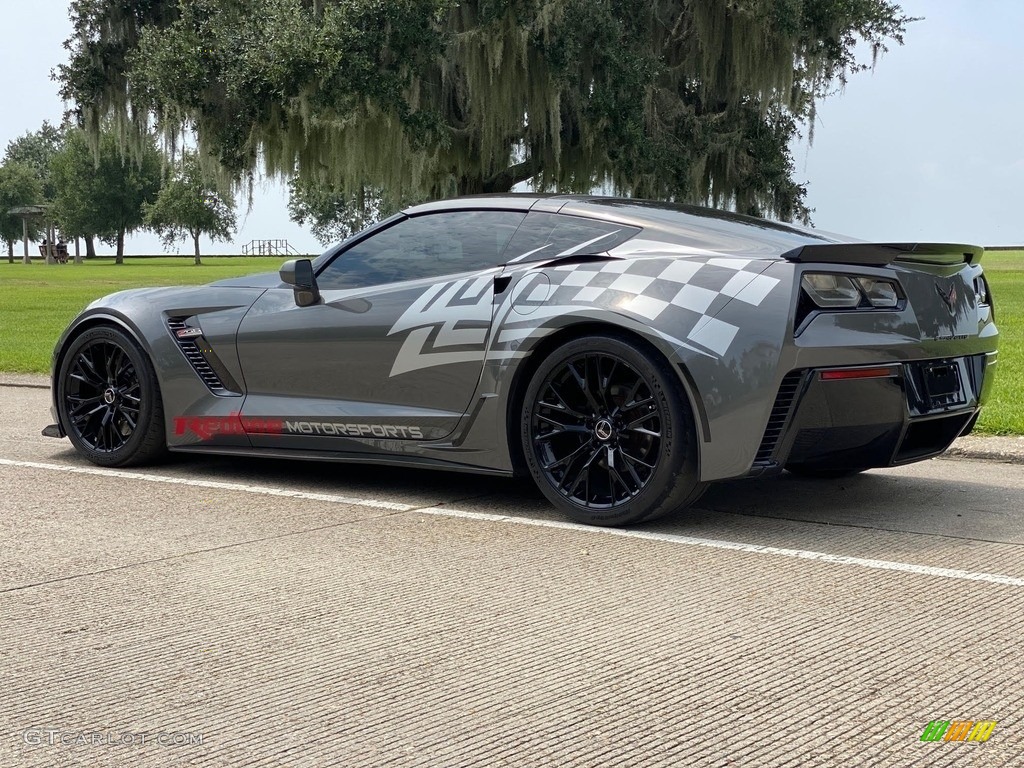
<box><xmin>503</xmin><ymin>212</ymin><xmax>640</xmax><ymax>263</ymax></box>
<box><xmin>317</xmin><ymin>210</ymin><xmax>525</xmax><ymax>290</ymax></box>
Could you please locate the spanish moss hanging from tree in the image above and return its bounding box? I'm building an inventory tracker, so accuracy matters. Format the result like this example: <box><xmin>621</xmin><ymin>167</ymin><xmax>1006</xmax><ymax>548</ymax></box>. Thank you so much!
<box><xmin>59</xmin><ymin>0</ymin><xmax>912</xmax><ymax>241</ymax></box>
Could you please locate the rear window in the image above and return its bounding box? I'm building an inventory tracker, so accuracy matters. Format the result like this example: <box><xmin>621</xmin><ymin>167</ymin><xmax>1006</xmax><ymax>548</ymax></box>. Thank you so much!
<box><xmin>503</xmin><ymin>212</ymin><xmax>640</xmax><ymax>264</ymax></box>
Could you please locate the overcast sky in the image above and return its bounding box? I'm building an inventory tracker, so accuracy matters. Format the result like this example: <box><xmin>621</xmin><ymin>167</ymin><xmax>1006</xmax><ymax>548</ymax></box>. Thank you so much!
<box><xmin>2</xmin><ymin>0</ymin><xmax>1022</xmax><ymax>254</ymax></box>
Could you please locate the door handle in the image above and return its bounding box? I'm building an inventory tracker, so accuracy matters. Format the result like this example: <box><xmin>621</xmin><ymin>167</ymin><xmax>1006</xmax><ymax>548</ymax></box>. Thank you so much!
<box><xmin>494</xmin><ymin>274</ymin><xmax>512</xmax><ymax>295</ymax></box>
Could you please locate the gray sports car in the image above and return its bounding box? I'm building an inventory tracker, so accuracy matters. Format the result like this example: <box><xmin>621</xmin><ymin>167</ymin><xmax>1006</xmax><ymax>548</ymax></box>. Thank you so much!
<box><xmin>46</xmin><ymin>195</ymin><xmax>999</xmax><ymax>526</ymax></box>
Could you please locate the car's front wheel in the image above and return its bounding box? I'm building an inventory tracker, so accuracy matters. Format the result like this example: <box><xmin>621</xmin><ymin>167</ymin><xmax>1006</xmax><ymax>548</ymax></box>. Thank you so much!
<box><xmin>57</xmin><ymin>325</ymin><xmax>167</xmax><ymax>467</ymax></box>
<box><xmin>520</xmin><ymin>334</ymin><xmax>704</xmax><ymax>526</ymax></box>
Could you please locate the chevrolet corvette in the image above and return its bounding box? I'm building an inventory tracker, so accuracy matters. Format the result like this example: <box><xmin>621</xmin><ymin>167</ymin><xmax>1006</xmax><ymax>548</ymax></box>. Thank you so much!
<box><xmin>46</xmin><ymin>196</ymin><xmax>999</xmax><ymax>526</ymax></box>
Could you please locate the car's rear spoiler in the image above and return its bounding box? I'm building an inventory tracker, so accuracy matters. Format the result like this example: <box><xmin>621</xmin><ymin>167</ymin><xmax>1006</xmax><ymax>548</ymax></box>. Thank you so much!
<box><xmin>782</xmin><ymin>243</ymin><xmax>984</xmax><ymax>267</ymax></box>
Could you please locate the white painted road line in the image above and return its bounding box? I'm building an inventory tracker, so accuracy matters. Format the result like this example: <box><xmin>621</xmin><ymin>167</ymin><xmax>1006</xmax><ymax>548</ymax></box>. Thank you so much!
<box><xmin>425</xmin><ymin>508</ymin><xmax>1024</xmax><ymax>587</ymax></box>
<box><xmin>0</xmin><ymin>458</ymin><xmax>414</xmax><ymax>511</ymax></box>
<box><xmin>4</xmin><ymin>456</ymin><xmax>1024</xmax><ymax>588</ymax></box>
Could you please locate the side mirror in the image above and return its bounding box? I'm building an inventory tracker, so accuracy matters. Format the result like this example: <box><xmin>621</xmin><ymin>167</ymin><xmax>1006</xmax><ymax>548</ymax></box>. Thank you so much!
<box><xmin>280</xmin><ymin>258</ymin><xmax>321</xmax><ymax>307</ymax></box>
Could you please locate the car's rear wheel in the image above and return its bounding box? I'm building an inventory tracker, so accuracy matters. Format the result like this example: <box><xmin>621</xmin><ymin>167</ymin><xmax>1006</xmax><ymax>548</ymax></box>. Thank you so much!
<box><xmin>57</xmin><ymin>325</ymin><xmax>167</xmax><ymax>467</ymax></box>
<box><xmin>520</xmin><ymin>334</ymin><xmax>704</xmax><ymax>526</ymax></box>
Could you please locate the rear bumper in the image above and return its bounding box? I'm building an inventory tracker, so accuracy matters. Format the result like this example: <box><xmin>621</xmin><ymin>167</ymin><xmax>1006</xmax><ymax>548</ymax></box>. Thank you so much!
<box><xmin>749</xmin><ymin>352</ymin><xmax>996</xmax><ymax>475</ymax></box>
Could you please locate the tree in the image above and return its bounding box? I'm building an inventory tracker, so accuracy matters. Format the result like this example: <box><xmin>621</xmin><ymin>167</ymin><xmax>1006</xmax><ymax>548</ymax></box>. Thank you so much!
<box><xmin>287</xmin><ymin>179</ymin><xmax>415</xmax><ymax>247</ymax></box>
<box><xmin>58</xmin><ymin>0</ymin><xmax>912</xmax><ymax>230</ymax></box>
<box><xmin>49</xmin><ymin>127</ymin><xmax>162</xmax><ymax>263</ymax></box>
<box><xmin>0</xmin><ymin>162</ymin><xmax>43</xmax><ymax>262</ymax></box>
<box><xmin>145</xmin><ymin>153</ymin><xmax>236</xmax><ymax>264</ymax></box>
<box><xmin>5</xmin><ymin>122</ymin><xmax>81</xmax><ymax>261</ymax></box>
<box><xmin>4</xmin><ymin>121</ymin><xmax>64</xmax><ymax>202</ymax></box>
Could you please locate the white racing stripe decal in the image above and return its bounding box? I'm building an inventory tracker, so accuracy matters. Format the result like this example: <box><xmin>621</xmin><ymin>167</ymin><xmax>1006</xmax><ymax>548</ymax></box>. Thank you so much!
<box><xmin>3</xmin><ymin>457</ymin><xmax>1023</xmax><ymax>587</ymax></box>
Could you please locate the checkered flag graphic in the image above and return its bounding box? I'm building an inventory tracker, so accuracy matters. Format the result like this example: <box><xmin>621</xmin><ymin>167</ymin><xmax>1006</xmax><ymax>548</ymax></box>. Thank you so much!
<box><xmin>503</xmin><ymin>256</ymin><xmax>779</xmax><ymax>357</ymax></box>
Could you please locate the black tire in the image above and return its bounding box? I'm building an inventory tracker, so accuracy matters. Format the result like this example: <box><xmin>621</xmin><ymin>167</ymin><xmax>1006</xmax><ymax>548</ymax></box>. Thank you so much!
<box><xmin>520</xmin><ymin>334</ymin><xmax>704</xmax><ymax>526</ymax></box>
<box><xmin>785</xmin><ymin>465</ymin><xmax>868</xmax><ymax>479</ymax></box>
<box><xmin>57</xmin><ymin>325</ymin><xmax>167</xmax><ymax>467</ymax></box>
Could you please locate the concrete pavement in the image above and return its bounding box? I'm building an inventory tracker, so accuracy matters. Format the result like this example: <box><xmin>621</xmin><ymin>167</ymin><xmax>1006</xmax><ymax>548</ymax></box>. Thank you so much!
<box><xmin>1</xmin><ymin>383</ymin><xmax>1022</xmax><ymax>767</ymax></box>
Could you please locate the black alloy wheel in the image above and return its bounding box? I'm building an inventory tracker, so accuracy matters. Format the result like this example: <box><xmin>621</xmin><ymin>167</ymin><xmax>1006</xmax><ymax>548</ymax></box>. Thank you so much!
<box><xmin>522</xmin><ymin>334</ymin><xmax>704</xmax><ymax>526</ymax></box>
<box><xmin>532</xmin><ymin>352</ymin><xmax>661</xmax><ymax>507</ymax></box>
<box><xmin>58</xmin><ymin>326</ymin><xmax>167</xmax><ymax>467</ymax></box>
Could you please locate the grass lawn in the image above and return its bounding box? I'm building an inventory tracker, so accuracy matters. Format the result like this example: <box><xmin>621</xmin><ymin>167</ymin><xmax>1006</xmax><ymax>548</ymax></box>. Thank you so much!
<box><xmin>973</xmin><ymin>251</ymin><xmax>1023</xmax><ymax>434</ymax></box>
<box><xmin>1</xmin><ymin>251</ymin><xmax>1021</xmax><ymax>433</ymax></box>
<box><xmin>0</xmin><ymin>257</ymin><xmax>286</xmax><ymax>374</ymax></box>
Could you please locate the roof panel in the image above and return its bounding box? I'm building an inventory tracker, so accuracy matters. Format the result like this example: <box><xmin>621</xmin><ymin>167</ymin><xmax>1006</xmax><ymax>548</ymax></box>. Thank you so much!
<box><xmin>400</xmin><ymin>194</ymin><xmax>852</xmax><ymax>257</ymax></box>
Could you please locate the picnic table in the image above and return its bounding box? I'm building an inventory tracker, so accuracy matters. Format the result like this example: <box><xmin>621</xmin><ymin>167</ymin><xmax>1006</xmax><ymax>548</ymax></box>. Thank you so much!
<box><xmin>38</xmin><ymin>243</ymin><xmax>69</xmax><ymax>264</ymax></box>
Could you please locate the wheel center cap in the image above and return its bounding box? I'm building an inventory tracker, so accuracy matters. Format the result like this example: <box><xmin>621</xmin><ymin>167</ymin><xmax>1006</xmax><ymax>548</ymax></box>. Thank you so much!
<box><xmin>103</xmin><ymin>388</ymin><xmax>116</xmax><ymax>405</ymax></box>
<box><xmin>594</xmin><ymin>419</ymin><xmax>614</xmax><ymax>441</ymax></box>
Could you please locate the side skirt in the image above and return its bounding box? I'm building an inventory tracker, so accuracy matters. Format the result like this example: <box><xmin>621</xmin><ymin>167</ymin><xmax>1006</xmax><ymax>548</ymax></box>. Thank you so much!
<box><xmin>168</xmin><ymin>445</ymin><xmax>516</xmax><ymax>477</ymax></box>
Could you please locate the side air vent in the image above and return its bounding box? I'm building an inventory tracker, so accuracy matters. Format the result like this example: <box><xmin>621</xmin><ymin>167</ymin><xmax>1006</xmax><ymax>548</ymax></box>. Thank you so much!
<box><xmin>753</xmin><ymin>370</ymin><xmax>805</xmax><ymax>464</ymax></box>
<box><xmin>167</xmin><ymin>318</ymin><xmax>241</xmax><ymax>396</ymax></box>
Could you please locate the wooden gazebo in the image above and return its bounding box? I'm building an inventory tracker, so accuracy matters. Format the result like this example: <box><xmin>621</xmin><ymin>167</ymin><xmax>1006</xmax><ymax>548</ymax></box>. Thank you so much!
<box><xmin>6</xmin><ymin>204</ymin><xmax>80</xmax><ymax>264</ymax></box>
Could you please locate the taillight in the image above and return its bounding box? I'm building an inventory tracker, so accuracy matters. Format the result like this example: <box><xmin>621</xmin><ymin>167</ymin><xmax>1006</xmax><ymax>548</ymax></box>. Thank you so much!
<box><xmin>973</xmin><ymin>274</ymin><xmax>994</xmax><ymax>320</ymax></box>
<box><xmin>796</xmin><ymin>272</ymin><xmax>904</xmax><ymax>334</ymax></box>
<box><xmin>800</xmin><ymin>273</ymin><xmax>901</xmax><ymax>310</ymax></box>
<box><xmin>800</xmin><ymin>274</ymin><xmax>861</xmax><ymax>308</ymax></box>
<box><xmin>854</xmin><ymin>277</ymin><xmax>900</xmax><ymax>308</ymax></box>
<box><xmin>974</xmin><ymin>275</ymin><xmax>988</xmax><ymax>304</ymax></box>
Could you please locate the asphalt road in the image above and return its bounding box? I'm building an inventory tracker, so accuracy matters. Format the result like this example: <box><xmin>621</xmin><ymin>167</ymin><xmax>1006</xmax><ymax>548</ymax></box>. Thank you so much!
<box><xmin>1</xmin><ymin>383</ymin><xmax>1022</xmax><ymax>767</ymax></box>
